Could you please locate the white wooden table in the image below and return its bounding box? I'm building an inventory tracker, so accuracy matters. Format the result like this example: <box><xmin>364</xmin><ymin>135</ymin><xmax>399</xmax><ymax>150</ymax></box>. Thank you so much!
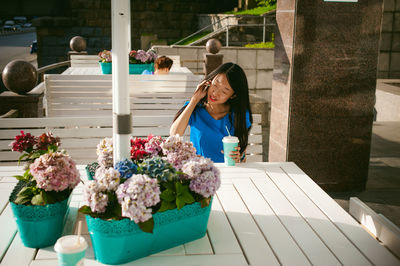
<box><xmin>0</xmin><ymin>162</ymin><xmax>399</xmax><ymax>266</ymax></box>
<box><xmin>62</xmin><ymin>65</ymin><xmax>193</xmax><ymax>75</ymax></box>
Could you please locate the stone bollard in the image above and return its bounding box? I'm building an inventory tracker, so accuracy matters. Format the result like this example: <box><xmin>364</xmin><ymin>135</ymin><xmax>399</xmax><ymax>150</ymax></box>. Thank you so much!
<box><xmin>203</xmin><ymin>39</ymin><xmax>223</xmax><ymax>76</ymax></box>
<box><xmin>0</xmin><ymin>60</ymin><xmax>43</xmax><ymax>117</ymax></box>
<box><xmin>2</xmin><ymin>60</ymin><xmax>37</xmax><ymax>95</ymax></box>
<box><xmin>68</xmin><ymin>36</ymin><xmax>88</xmax><ymax>60</ymax></box>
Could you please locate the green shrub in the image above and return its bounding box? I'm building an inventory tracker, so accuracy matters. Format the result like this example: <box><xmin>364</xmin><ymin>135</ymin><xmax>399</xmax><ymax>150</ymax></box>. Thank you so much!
<box><xmin>244</xmin><ymin>42</ymin><xmax>275</xmax><ymax>48</ymax></box>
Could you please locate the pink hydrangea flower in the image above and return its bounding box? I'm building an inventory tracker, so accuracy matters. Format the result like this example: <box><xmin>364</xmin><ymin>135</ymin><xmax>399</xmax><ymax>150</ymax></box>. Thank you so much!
<box><xmin>116</xmin><ymin>174</ymin><xmax>160</xmax><ymax>223</ymax></box>
<box><xmin>97</xmin><ymin>138</ymin><xmax>113</xmax><ymax>168</ymax></box>
<box><xmin>161</xmin><ymin>135</ymin><xmax>197</xmax><ymax>169</ymax></box>
<box><xmin>83</xmin><ymin>181</ymin><xmax>108</xmax><ymax>213</ymax></box>
<box><xmin>29</xmin><ymin>151</ymin><xmax>80</xmax><ymax>192</ymax></box>
<box><xmin>144</xmin><ymin>135</ymin><xmax>164</xmax><ymax>156</ymax></box>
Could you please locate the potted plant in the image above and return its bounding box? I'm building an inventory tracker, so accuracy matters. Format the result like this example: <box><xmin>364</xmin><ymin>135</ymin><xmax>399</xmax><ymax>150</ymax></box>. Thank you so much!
<box><xmin>80</xmin><ymin>135</ymin><xmax>220</xmax><ymax>265</ymax></box>
<box><xmin>128</xmin><ymin>49</ymin><xmax>157</xmax><ymax>74</ymax></box>
<box><xmin>98</xmin><ymin>50</ymin><xmax>112</xmax><ymax>74</ymax></box>
<box><xmin>8</xmin><ymin>131</ymin><xmax>81</xmax><ymax>248</ymax></box>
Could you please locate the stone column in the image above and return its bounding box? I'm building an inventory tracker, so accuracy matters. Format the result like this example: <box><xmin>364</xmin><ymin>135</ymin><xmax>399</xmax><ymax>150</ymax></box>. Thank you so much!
<box><xmin>269</xmin><ymin>0</ymin><xmax>383</xmax><ymax>191</ymax></box>
<box><xmin>203</xmin><ymin>39</ymin><xmax>223</xmax><ymax>76</ymax></box>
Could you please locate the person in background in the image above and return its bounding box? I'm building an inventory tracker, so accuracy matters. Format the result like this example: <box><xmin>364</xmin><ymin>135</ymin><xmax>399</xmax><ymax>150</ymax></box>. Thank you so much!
<box><xmin>170</xmin><ymin>62</ymin><xmax>252</xmax><ymax>163</ymax></box>
<box><xmin>142</xmin><ymin>56</ymin><xmax>173</xmax><ymax>75</ymax></box>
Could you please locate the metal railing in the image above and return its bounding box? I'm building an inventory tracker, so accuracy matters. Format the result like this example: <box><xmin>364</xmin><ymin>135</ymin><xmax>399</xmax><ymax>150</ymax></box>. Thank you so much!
<box><xmin>172</xmin><ymin>14</ymin><xmax>275</xmax><ymax>47</ymax></box>
<box><xmin>37</xmin><ymin>61</ymin><xmax>70</xmax><ymax>82</ymax></box>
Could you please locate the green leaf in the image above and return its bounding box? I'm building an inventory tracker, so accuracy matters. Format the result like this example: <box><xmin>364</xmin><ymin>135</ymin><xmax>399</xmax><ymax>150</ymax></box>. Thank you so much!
<box><xmin>138</xmin><ymin>218</ymin><xmax>154</xmax><ymax>233</ymax></box>
<box><xmin>160</xmin><ymin>189</ymin><xmax>175</xmax><ymax>202</ymax></box>
<box><xmin>175</xmin><ymin>181</ymin><xmax>184</xmax><ymax>194</ymax></box>
<box><xmin>48</xmin><ymin>144</ymin><xmax>58</xmax><ymax>152</ymax></box>
<box><xmin>200</xmin><ymin>197</ymin><xmax>211</xmax><ymax>208</ymax></box>
<box><xmin>13</xmin><ymin>175</ymin><xmax>25</xmax><ymax>181</ymax></box>
<box><xmin>79</xmin><ymin>205</ymin><xmax>94</xmax><ymax>215</ymax></box>
<box><xmin>40</xmin><ymin>190</ymin><xmax>48</xmax><ymax>205</ymax></box>
<box><xmin>17</xmin><ymin>153</ymin><xmax>29</xmax><ymax>163</ymax></box>
<box><xmin>31</xmin><ymin>193</ymin><xmax>45</xmax><ymax>205</ymax></box>
<box><xmin>14</xmin><ymin>194</ymin><xmax>31</xmax><ymax>205</ymax></box>
<box><xmin>158</xmin><ymin>200</ymin><xmax>176</xmax><ymax>212</ymax></box>
<box><xmin>162</xmin><ymin>182</ymin><xmax>174</xmax><ymax>191</ymax></box>
<box><xmin>18</xmin><ymin>187</ymin><xmax>34</xmax><ymax>197</ymax></box>
<box><xmin>176</xmin><ymin>197</ymin><xmax>185</xmax><ymax>210</ymax></box>
<box><xmin>181</xmin><ymin>190</ymin><xmax>195</xmax><ymax>204</ymax></box>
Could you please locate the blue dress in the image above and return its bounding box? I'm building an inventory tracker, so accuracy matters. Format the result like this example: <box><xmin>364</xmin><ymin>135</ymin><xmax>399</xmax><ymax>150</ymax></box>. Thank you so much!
<box><xmin>184</xmin><ymin>102</ymin><xmax>251</xmax><ymax>163</ymax></box>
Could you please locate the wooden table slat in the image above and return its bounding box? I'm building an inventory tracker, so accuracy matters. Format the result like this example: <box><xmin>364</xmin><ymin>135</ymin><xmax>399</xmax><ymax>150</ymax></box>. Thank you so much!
<box><xmin>251</xmin><ymin>175</ymin><xmax>342</xmax><ymax>265</ymax></box>
<box><xmin>217</xmin><ymin>184</ymin><xmax>280</xmax><ymax>266</ymax></box>
<box><xmin>265</xmin><ymin>165</ymin><xmax>373</xmax><ymax>266</ymax></box>
<box><xmin>281</xmin><ymin>162</ymin><xmax>400</xmax><ymax>266</ymax></box>
<box><xmin>233</xmin><ymin>178</ymin><xmax>312</xmax><ymax>266</ymax></box>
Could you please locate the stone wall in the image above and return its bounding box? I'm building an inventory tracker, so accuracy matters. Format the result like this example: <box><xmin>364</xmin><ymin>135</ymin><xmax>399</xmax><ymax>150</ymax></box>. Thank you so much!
<box><xmin>33</xmin><ymin>0</ymin><xmax>237</xmax><ymax>68</ymax></box>
<box><xmin>378</xmin><ymin>0</ymin><xmax>400</xmax><ymax>78</ymax></box>
<box><xmin>153</xmin><ymin>45</ymin><xmax>274</xmax><ymax>99</ymax></box>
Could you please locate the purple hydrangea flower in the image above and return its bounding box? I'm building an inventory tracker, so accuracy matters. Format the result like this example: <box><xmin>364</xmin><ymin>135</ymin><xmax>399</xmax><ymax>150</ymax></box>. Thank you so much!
<box><xmin>182</xmin><ymin>157</ymin><xmax>221</xmax><ymax>198</ymax></box>
<box><xmin>115</xmin><ymin>174</ymin><xmax>160</xmax><ymax>223</ymax></box>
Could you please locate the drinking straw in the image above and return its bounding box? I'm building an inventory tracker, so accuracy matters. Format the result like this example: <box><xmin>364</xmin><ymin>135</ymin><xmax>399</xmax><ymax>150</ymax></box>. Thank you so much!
<box><xmin>225</xmin><ymin>125</ymin><xmax>231</xmax><ymax>136</ymax></box>
<box><xmin>76</xmin><ymin>221</ymin><xmax>82</xmax><ymax>246</ymax></box>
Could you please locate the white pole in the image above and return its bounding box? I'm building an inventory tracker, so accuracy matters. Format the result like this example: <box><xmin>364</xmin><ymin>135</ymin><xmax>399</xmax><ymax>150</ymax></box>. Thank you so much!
<box><xmin>112</xmin><ymin>0</ymin><xmax>131</xmax><ymax>165</ymax></box>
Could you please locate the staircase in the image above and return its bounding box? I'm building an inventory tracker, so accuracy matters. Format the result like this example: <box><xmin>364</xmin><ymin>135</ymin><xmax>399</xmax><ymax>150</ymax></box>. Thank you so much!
<box><xmin>173</xmin><ymin>11</ymin><xmax>276</xmax><ymax>47</ymax></box>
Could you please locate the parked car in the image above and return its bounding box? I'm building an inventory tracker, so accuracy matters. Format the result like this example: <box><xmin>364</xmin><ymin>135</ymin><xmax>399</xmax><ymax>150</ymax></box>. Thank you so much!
<box><xmin>23</xmin><ymin>22</ymin><xmax>32</xmax><ymax>28</ymax></box>
<box><xmin>13</xmin><ymin>16</ymin><xmax>27</xmax><ymax>25</ymax></box>
<box><xmin>3</xmin><ymin>20</ymin><xmax>16</xmax><ymax>31</ymax></box>
<box><xmin>30</xmin><ymin>40</ymin><xmax>37</xmax><ymax>54</ymax></box>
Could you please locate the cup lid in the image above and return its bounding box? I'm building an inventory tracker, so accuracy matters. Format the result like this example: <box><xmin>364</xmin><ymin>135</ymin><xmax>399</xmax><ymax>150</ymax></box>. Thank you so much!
<box><xmin>54</xmin><ymin>235</ymin><xmax>88</xmax><ymax>254</ymax></box>
<box><xmin>222</xmin><ymin>136</ymin><xmax>239</xmax><ymax>143</ymax></box>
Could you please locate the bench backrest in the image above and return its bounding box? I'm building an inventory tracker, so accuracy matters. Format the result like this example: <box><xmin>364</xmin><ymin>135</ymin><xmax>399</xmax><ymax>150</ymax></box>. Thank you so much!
<box><xmin>0</xmin><ymin>114</ymin><xmax>262</xmax><ymax>165</ymax></box>
<box><xmin>70</xmin><ymin>55</ymin><xmax>181</xmax><ymax>68</ymax></box>
<box><xmin>44</xmin><ymin>74</ymin><xmax>202</xmax><ymax>117</ymax></box>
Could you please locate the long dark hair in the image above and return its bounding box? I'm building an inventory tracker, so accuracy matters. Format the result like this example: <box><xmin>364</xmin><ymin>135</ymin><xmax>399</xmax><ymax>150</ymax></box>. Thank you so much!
<box><xmin>174</xmin><ymin>62</ymin><xmax>253</xmax><ymax>154</ymax></box>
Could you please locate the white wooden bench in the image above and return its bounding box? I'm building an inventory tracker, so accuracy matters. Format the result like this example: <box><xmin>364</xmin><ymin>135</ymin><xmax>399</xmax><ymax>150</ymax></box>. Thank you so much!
<box><xmin>44</xmin><ymin>74</ymin><xmax>201</xmax><ymax>117</ymax></box>
<box><xmin>69</xmin><ymin>54</ymin><xmax>181</xmax><ymax>68</ymax></box>
<box><xmin>0</xmin><ymin>114</ymin><xmax>263</xmax><ymax>166</ymax></box>
<box><xmin>349</xmin><ymin>197</ymin><xmax>400</xmax><ymax>258</ymax></box>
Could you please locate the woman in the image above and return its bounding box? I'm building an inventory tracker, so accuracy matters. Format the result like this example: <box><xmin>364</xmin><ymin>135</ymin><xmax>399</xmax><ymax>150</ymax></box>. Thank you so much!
<box><xmin>170</xmin><ymin>63</ymin><xmax>252</xmax><ymax>163</ymax></box>
<box><xmin>142</xmin><ymin>56</ymin><xmax>173</xmax><ymax>75</ymax></box>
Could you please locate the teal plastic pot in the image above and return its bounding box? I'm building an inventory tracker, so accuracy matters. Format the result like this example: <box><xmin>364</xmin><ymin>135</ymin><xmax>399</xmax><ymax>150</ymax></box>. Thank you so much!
<box><xmin>86</xmin><ymin>200</ymin><xmax>212</xmax><ymax>265</ymax></box>
<box><xmin>99</xmin><ymin>62</ymin><xmax>112</xmax><ymax>74</ymax></box>
<box><xmin>85</xmin><ymin>162</ymin><xmax>99</xmax><ymax>181</ymax></box>
<box><xmin>129</xmin><ymin>63</ymin><xmax>154</xmax><ymax>74</ymax></box>
<box><xmin>9</xmin><ymin>181</ymin><xmax>70</xmax><ymax>248</ymax></box>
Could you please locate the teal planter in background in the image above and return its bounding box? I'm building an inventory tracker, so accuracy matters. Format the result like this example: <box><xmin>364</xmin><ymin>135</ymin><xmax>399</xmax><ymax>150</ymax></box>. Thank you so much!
<box><xmin>99</xmin><ymin>62</ymin><xmax>112</xmax><ymax>74</ymax></box>
<box><xmin>86</xmin><ymin>200</ymin><xmax>212</xmax><ymax>265</ymax></box>
<box><xmin>129</xmin><ymin>63</ymin><xmax>154</xmax><ymax>74</ymax></box>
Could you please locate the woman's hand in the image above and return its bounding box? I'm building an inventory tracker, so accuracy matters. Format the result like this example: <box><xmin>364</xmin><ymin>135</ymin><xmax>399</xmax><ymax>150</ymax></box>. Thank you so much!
<box><xmin>191</xmin><ymin>79</ymin><xmax>210</xmax><ymax>104</ymax></box>
<box><xmin>229</xmin><ymin>146</ymin><xmax>241</xmax><ymax>163</ymax></box>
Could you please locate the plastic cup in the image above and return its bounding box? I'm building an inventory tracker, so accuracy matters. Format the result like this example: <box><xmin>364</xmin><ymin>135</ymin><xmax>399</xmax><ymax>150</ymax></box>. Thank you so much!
<box><xmin>54</xmin><ymin>235</ymin><xmax>87</xmax><ymax>266</ymax></box>
<box><xmin>222</xmin><ymin>136</ymin><xmax>239</xmax><ymax>166</ymax></box>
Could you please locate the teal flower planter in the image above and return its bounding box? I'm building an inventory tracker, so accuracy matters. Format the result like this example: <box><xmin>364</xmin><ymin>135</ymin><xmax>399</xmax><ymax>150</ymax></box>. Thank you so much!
<box><xmin>85</xmin><ymin>162</ymin><xmax>99</xmax><ymax>181</ymax></box>
<box><xmin>99</xmin><ymin>62</ymin><xmax>112</xmax><ymax>74</ymax></box>
<box><xmin>129</xmin><ymin>63</ymin><xmax>154</xmax><ymax>74</ymax></box>
<box><xmin>9</xmin><ymin>182</ymin><xmax>70</xmax><ymax>248</ymax></box>
<box><xmin>86</xmin><ymin>200</ymin><xmax>212</xmax><ymax>265</ymax></box>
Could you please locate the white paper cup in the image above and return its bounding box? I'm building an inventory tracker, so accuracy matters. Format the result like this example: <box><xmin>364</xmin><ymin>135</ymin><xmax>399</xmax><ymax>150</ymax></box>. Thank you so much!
<box><xmin>222</xmin><ymin>136</ymin><xmax>239</xmax><ymax>166</ymax></box>
<box><xmin>54</xmin><ymin>235</ymin><xmax>87</xmax><ymax>266</ymax></box>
